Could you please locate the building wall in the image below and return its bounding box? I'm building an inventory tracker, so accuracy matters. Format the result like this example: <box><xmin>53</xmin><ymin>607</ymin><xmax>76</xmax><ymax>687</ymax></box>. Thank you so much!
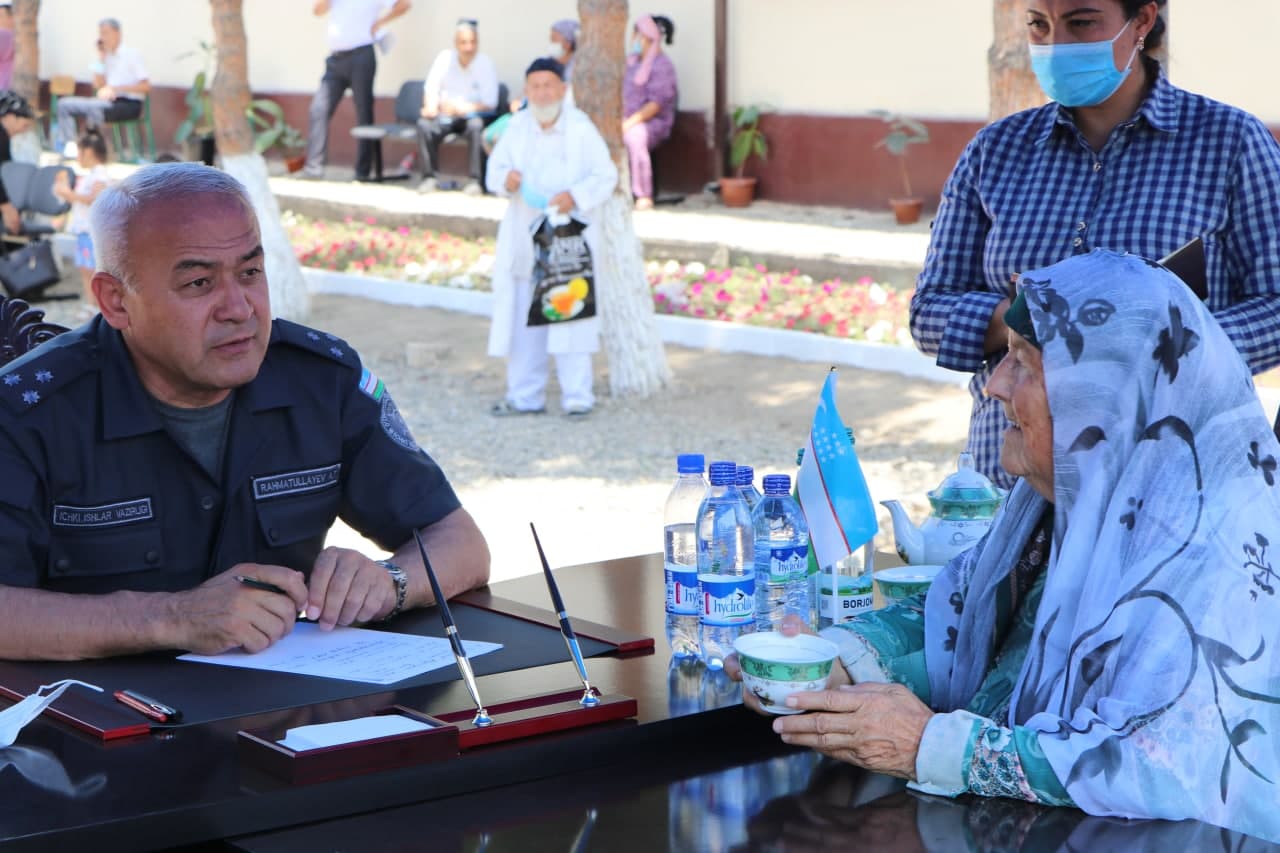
<box><xmin>37</xmin><ymin>1</ymin><xmax>1280</xmax><ymax>208</ymax></box>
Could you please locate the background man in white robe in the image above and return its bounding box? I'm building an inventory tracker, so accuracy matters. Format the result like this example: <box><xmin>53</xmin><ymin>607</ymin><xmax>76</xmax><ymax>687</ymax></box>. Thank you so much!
<box><xmin>485</xmin><ymin>58</ymin><xmax>617</xmax><ymax>417</ymax></box>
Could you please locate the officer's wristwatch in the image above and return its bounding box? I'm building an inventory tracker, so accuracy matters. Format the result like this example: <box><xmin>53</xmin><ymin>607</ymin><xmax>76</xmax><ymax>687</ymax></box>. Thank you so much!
<box><xmin>376</xmin><ymin>560</ymin><xmax>409</xmax><ymax>620</ymax></box>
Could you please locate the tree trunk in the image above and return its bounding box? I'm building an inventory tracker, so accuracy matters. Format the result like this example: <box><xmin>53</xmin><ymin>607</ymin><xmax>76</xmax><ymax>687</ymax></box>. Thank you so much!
<box><xmin>7</xmin><ymin>0</ymin><xmax>39</xmax><ymax>162</ymax></box>
<box><xmin>988</xmin><ymin>0</ymin><xmax>1045</xmax><ymax>121</ymax></box>
<box><xmin>209</xmin><ymin>0</ymin><xmax>309</xmax><ymax>321</ymax></box>
<box><xmin>576</xmin><ymin>0</ymin><xmax>670</xmax><ymax>398</ymax></box>
<box><xmin>10</xmin><ymin>0</ymin><xmax>37</xmax><ymax>105</ymax></box>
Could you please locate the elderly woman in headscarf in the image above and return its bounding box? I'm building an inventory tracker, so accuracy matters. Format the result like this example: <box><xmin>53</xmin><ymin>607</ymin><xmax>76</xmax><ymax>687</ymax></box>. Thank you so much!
<box><xmin>622</xmin><ymin>13</ymin><xmax>677</xmax><ymax>210</ymax></box>
<box><xmin>731</xmin><ymin>250</ymin><xmax>1280</xmax><ymax>839</ymax></box>
<box><xmin>484</xmin><ymin>19</ymin><xmax>582</xmax><ymax>154</ymax></box>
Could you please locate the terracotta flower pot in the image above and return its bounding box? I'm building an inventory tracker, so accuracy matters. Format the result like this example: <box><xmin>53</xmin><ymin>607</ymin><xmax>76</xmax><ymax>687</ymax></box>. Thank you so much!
<box><xmin>889</xmin><ymin>197</ymin><xmax>924</xmax><ymax>225</ymax></box>
<box><xmin>720</xmin><ymin>176</ymin><xmax>758</xmax><ymax>208</ymax></box>
<box><xmin>285</xmin><ymin>153</ymin><xmax>307</xmax><ymax>174</ymax></box>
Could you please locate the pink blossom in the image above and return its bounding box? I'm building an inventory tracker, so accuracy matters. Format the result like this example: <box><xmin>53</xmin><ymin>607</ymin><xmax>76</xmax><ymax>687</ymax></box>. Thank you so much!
<box><xmin>856</xmin><ymin>275</ymin><xmax>873</xmax><ymax>285</ymax></box>
<box><xmin>704</xmin><ymin>270</ymin><xmax>718</xmax><ymax>282</ymax></box>
<box><xmin>715</xmin><ymin>289</ymin><xmax>732</xmax><ymax>303</ymax></box>
<box><xmin>397</xmin><ymin>226</ymin><xmax>410</xmax><ymax>236</ymax></box>
<box><xmin>822</xmin><ymin>282</ymin><xmax>835</xmax><ymax>295</ymax></box>
<box><xmin>690</xmin><ymin>282</ymin><xmax>704</xmax><ymax>296</ymax></box>
<box><xmin>755</xmin><ymin>263</ymin><xmax>767</xmax><ymax>274</ymax></box>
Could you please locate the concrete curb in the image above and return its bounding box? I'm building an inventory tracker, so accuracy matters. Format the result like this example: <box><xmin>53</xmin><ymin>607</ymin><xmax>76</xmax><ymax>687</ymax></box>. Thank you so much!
<box><xmin>303</xmin><ymin>268</ymin><xmax>967</xmax><ymax>386</ymax></box>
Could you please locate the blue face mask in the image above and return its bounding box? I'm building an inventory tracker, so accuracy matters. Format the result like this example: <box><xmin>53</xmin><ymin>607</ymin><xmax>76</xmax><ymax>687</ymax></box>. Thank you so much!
<box><xmin>629</xmin><ymin>38</ymin><xmax>644</xmax><ymax>57</ymax></box>
<box><xmin>1028</xmin><ymin>19</ymin><xmax>1139</xmax><ymax>107</ymax></box>
<box><xmin>520</xmin><ymin>183</ymin><xmax>549</xmax><ymax>211</ymax></box>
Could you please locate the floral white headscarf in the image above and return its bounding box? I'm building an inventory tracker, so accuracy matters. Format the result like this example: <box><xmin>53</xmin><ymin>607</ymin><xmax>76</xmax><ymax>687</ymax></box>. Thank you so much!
<box><xmin>925</xmin><ymin>249</ymin><xmax>1280</xmax><ymax>836</ymax></box>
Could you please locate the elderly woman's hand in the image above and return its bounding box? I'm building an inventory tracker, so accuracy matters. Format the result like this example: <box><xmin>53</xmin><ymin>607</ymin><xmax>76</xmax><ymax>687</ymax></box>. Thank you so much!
<box><xmin>773</xmin><ymin>683</ymin><xmax>933</xmax><ymax>780</ymax></box>
<box><xmin>724</xmin><ymin>614</ymin><xmax>852</xmax><ymax>715</ymax></box>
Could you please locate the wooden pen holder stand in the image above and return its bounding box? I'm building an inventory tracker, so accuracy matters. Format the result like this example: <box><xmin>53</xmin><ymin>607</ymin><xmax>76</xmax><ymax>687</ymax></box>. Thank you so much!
<box><xmin>433</xmin><ymin>688</ymin><xmax>638</xmax><ymax>750</ymax></box>
<box><xmin>237</xmin><ymin>706</ymin><xmax>458</xmax><ymax>785</ymax></box>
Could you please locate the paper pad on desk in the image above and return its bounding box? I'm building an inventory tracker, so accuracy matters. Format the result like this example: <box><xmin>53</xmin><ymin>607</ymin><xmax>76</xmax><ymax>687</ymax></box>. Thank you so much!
<box><xmin>279</xmin><ymin>714</ymin><xmax>435</xmax><ymax>751</ymax></box>
<box><xmin>179</xmin><ymin>623</ymin><xmax>502</xmax><ymax>685</ymax></box>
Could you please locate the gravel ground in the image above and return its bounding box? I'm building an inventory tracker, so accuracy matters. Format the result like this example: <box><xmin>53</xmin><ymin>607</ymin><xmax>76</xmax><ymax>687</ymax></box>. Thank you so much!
<box><xmin>33</xmin><ymin>261</ymin><xmax>971</xmax><ymax>587</ymax></box>
<box><xmin>305</xmin><ymin>293</ymin><xmax>972</xmax><ymax>584</ymax></box>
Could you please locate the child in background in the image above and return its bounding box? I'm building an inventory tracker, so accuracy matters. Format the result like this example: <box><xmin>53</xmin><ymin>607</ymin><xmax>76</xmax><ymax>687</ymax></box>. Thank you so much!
<box><xmin>52</xmin><ymin>130</ymin><xmax>110</xmax><ymax>319</ymax></box>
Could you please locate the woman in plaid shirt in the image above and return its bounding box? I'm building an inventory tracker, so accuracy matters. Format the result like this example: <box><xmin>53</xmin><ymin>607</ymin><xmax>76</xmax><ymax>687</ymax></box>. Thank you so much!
<box><xmin>911</xmin><ymin>0</ymin><xmax>1280</xmax><ymax>487</ymax></box>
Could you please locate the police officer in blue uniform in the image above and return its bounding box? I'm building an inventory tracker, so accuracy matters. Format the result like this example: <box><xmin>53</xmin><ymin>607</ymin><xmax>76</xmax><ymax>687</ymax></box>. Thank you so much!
<box><xmin>0</xmin><ymin>163</ymin><xmax>490</xmax><ymax>660</ymax></box>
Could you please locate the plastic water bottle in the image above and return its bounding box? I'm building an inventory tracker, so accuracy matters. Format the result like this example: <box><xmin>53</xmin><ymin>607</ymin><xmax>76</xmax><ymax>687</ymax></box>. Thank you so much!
<box><xmin>752</xmin><ymin>474</ymin><xmax>809</xmax><ymax>632</ymax></box>
<box><xmin>793</xmin><ymin>448</ymin><xmax>820</xmax><ymax>628</ymax></box>
<box><xmin>696</xmin><ymin>460</ymin><xmax>755</xmax><ymax>669</ymax></box>
<box><xmin>664</xmin><ymin>453</ymin><xmax>707</xmax><ymax>658</ymax></box>
<box><xmin>736</xmin><ymin>465</ymin><xmax>762</xmax><ymax>514</ymax></box>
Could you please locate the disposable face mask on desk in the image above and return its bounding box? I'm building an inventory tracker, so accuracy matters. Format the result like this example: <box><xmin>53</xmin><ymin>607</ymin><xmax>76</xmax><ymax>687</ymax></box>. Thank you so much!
<box><xmin>0</xmin><ymin>679</ymin><xmax>102</xmax><ymax>747</ymax></box>
<box><xmin>1028</xmin><ymin>19</ymin><xmax>1139</xmax><ymax>107</ymax></box>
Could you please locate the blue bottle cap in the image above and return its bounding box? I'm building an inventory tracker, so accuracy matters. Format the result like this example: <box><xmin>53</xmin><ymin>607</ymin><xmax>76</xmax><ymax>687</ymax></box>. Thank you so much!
<box><xmin>735</xmin><ymin>465</ymin><xmax>754</xmax><ymax>486</ymax></box>
<box><xmin>708</xmin><ymin>461</ymin><xmax>737</xmax><ymax>485</ymax></box>
<box><xmin>762</xmin><ymin>474</ymin><xmax>791</xmax><ymax>495</ymax></box>
<box><xmin>676</xmin><ymin>453</ymin><xmax>705</xmax><ymax>474</ymax></box>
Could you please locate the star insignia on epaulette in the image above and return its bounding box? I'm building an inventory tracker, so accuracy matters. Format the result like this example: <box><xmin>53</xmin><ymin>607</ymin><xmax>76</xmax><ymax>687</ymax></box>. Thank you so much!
<box><xmin>307</xmin><ymin>332</ymin><xmax>320</xmax><ymax>341</ymax></box>
<box><xmin>329</xmin><ymin>346</ymin><xmax>344</xmax><ymax>358</ymax></box>
<box><xmin>324</xmin><ymin>333</ymin><xmax>337</xmax><ymax>341</ymax></box>
<box><xmin>21</xmin><ymin>390</ymin><xmax>38</xmax><ymax>405</ymax></box>
<box><xmin>2</xmin><ymin>374</ymin><xmax>18</xmax><ymax>386</ymax></box>
<box><xmin>34</xmin><ymin>370</ymin><xmax>52</xmax><ymax>383</ymax></box>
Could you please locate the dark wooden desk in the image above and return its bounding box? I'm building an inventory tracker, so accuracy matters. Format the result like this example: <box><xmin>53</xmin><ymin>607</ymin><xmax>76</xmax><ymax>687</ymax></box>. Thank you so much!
<box><xmin>1</xmin><ymin>554</ymin><xmax>1277</xmax><ymax>852</ymax></box>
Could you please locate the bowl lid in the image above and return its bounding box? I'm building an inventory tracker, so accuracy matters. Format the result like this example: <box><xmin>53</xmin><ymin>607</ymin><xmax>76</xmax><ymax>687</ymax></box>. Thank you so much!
<box><xmin>875</xmin><ymin>564</ymin><xmax>944</xmax><ymax>583</ymax></box>
<box><xmin>928</xmin><ymin>451</ymin><xmax>1003</xmax><ymax>505</ymax></box>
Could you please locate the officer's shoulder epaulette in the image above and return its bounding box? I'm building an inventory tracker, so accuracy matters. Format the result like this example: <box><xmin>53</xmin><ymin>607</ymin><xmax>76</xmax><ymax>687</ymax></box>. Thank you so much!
<box><xmin>272</xmin><ymin>319</ymin><xmax>360</xmax><ymax>370</ymax></box>
<box><xmin>0</xmin><ymin>329</ymin><xmax>96</xmax><ymax>415</ymax></box>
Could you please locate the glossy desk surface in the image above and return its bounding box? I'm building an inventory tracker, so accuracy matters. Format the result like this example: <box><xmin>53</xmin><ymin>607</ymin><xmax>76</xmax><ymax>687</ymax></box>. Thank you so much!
<box><xmin>1</xmin><ymin>554</ymin><xmax>1276</xmax><ymax>852</ymax></box>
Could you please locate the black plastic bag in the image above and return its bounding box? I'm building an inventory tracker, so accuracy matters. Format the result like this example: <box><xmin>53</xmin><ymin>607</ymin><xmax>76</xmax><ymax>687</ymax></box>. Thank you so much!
<box><xmin>0</xmin><ymin>240</ymin><xmax>59</xmax><ymax>299</ymax></box>
<box><xmin>527</xmin><ymin>217</ymin><xmax>596</xmax><ymax>326</ymax></box>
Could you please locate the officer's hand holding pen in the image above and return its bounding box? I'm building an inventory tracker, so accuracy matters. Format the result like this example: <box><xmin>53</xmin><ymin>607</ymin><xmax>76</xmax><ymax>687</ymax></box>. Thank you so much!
<box><xmin>170</xmin><ymin>565</ymin><xmax>307</xmax><ymax>655</ymax></box>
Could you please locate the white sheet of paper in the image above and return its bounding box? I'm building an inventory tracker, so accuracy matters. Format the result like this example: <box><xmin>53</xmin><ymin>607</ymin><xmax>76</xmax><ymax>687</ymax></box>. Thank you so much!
<box><xmin>178</xmin><ymin>623</ymin><xmax>502</xmax><ymax>685</ymax></box>
<box><xmin>278</xmin><ymin>714</ymin><xmax>434</xmax><ymax>751</ymax></box>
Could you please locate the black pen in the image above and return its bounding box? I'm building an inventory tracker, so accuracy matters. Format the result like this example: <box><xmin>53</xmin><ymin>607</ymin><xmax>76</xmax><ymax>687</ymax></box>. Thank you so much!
<box><xmin>235</xmin><ymin>575</ymin><xmax>289</xmax><ymax>595</ymax></box>
<box><xmin>530</xmin><ymin>522</ymin><xmax>599</xmax><ymax>707</ymax></box>
<box><xmin>413</xmin><ymin>530</ymin><xmax>491</xmax><ymax>726</ymax></box>
<box><xmin>114</xmin><ymin>688</ymin><xmax>182</xmax><ymax>724</ymax></box>
<box><xmin>236</xmin><ymin>575</ymin><xmax>309</xmax><ymax>620</ymax></box>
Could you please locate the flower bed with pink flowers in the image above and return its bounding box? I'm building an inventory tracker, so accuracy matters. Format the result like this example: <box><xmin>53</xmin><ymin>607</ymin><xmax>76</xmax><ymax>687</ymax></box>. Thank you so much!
<box><xmin>284</xmin><ymin>212</ymin><xmax>914</xmax><ymax>346</ymax></box>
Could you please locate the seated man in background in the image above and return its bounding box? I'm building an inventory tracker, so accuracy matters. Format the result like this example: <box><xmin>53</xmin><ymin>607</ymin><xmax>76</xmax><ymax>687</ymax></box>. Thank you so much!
<box><xmin>0</xmin><ymin>163</ymin><xmax>490</xmax><ymax>661</ymax></box>
<box><xmin>416</xmin><ymin>18</ymin><xmax>499</xmax><ymax>195</ymax></box>
<box><xmin>52</xmin><ymin>17</ymin><xmax>150</xmax><ymax>156</ymax></box>
<box><xmin>0</xmin><ymin>91</ymin><xmax>33</xmax><ymax>234</ymax></box>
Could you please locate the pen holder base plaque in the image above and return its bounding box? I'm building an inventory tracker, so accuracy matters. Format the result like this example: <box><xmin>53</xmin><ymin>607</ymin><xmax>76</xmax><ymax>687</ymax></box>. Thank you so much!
<box><xmin>237</xmin><ymin>706</ymin><xmax>458</xmax><ymax>785</ymax></box>
<box><xmin>433</xmin><ymin>688</ymin><xmax>637</xmax><ymax>749</ymax></box>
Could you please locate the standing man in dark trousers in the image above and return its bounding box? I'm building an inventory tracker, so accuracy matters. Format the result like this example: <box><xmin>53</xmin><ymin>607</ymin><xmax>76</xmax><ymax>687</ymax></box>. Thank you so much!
<box><xmin>303</xmin><ymin>0</ymin><xmax>411</xmax><ymax>180</ymax></box>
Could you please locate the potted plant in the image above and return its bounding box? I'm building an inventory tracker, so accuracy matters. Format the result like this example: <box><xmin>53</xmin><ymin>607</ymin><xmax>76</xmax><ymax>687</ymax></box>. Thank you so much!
<box><xmin>721</xmin><ymin>104</ymin><xmax>768</xmax><ymax>208</ymax></box>
<box><xmin>247</xmin><ymin>98</ymin><xmax>307</xmax><ymax>172</ymax></box>
<box><xmin>175</xmin><ymin>41</ymin><xmax>216</xmax><ymax>165</ymax></box>
<box><xmin>871</xmin><ymin>110</ymin><xmax>930</xmax><ymax>225</ymax></box>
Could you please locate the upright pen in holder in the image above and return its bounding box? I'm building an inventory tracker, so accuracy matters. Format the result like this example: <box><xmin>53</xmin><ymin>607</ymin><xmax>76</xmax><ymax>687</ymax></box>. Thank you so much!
<box><xmin>413</xmin><ymin>530</ymin><xmax>491</xmax><ymax>727</ymax></box>
<box><xmin>529</xmin><ymin>522</ymin><xmax>600</xmax><ymax>707</ymax></box>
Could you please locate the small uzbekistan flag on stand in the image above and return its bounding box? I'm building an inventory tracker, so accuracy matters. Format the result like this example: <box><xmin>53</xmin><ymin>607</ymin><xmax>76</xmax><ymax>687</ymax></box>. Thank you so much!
<box><xmin>796</xmin><ymin>369</ymin><xmax>878</xmax><ymax>570</ymax></box>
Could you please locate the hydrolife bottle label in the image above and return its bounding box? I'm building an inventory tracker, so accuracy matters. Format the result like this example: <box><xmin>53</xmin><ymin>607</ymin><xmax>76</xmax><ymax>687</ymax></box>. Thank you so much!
<box><xmin>665</xmin><ymin>563</ymin><xmax>701</xmax><ymax>615</ymax></box>
<box><xmin>766</xmin><ymin>544</ymin><xmax>808</xmax><ymax>583</ymax></box>
<box><xmin>699</xmin><ymin>574</ymin><xmax>756</xmax><ymax>626</ymax></box>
